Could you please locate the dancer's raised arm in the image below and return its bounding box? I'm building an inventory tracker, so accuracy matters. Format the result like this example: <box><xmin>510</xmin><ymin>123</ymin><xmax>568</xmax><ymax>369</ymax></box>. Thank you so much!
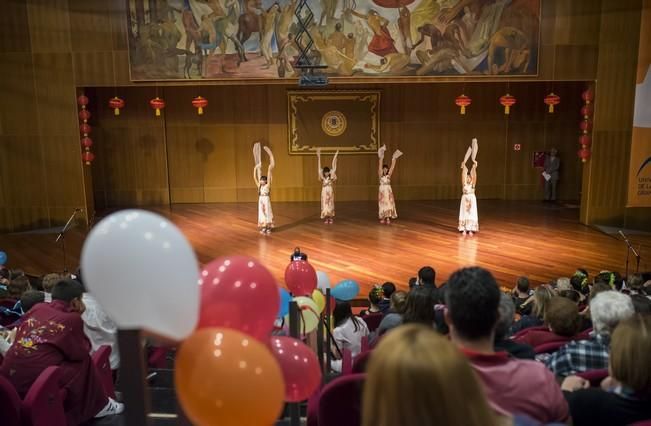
<box><xmin>317</xmin><ymin>148</ymin><xmax>323</xmax><ymax>181</ymax></box>
<box><xmin>253</xmin><ymin>142</ymin><xmax>262</xmax><ymax>186</ymax></box>
<box><xmin>378</xmin><ymin>145</ymin><xmax>387</xmax><ymax>178</ymax></box>
<box><xmin>264</xmin><ymin>146</ymin><xmax>275</xmax><ymax>185</ymax></box>
<box><xmin>461</xmin><ymin>162</ymin><xmax>468</xmax><ymax>186</ymax></box>
<box><xmin>471</xmin><ymin>161</ymin><xmax>477</xmax><ymax>186</ymax></box>
<box><xmin>331</xmin><ymin>150</ymin><xmax>339</xmax><ymax>180</ymax></box>
<box><xmin>388</xmin><ymin>149</ymin><xmax>403</xmax><ymax>177</ymax></box>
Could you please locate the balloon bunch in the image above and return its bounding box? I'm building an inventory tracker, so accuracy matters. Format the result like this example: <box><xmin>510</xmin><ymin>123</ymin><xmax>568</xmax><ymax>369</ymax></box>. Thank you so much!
<box><xmin>80</xmin><ymin>210</ymin><xmax>323</xmax><ymax>426</ymax></box>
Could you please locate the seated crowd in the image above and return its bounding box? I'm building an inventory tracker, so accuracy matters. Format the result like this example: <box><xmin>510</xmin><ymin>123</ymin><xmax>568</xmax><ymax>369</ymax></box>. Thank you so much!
<box><xmin>2</xmin><ymin>259</ymin><xmax>651</xmax><ymax>425</ymax></box>
<box><xmin>328</xmin><ymin>265</ymin><xmax>651</xmax><ymax>426</ymax></box>
<box><xmin>0</xmin><ymin>267</ymin><xmax>122</xmax><ymax>423</ymax></box>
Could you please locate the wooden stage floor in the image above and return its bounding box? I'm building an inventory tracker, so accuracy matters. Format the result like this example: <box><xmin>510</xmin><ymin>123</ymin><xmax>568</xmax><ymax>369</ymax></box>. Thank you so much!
<box><xmin>1</xmin><ymin>200</ymin><xmax>649</xmax><ymax>292</ymax></box>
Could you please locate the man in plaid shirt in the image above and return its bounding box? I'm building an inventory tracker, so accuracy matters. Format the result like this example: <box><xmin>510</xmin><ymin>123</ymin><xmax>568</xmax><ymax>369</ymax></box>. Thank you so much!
<box><xmin>545</xmin><ymin>291</ymin><xmax>634</xmax><ymax>377</ymax></box>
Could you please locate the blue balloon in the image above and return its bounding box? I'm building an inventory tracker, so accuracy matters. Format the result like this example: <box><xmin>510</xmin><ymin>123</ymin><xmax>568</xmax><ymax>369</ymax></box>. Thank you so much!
<box><xmin>331</xmin><ymin>279</ymin><xmax>360</xmax><ymax>301</ymax></box>
<box><xmin>277</xmin><ymin>287</ymin><xmax>292</xmax><ymax>318</ymax></box>
<box><xmin>0</xmin><ymin>251</ymin><xmax>6</xmax><ymax>266</ymax></box>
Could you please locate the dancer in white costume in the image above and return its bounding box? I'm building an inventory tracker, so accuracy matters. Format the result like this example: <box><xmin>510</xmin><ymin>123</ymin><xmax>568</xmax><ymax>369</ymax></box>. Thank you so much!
<box><xmin>459</xmin><ymin>138</ymin><xmax>479</xmax><ymax>236</ymax></box>
<box><xmin>253</xmin><ymin>142</ymin><xmax>275</xmax><ymax>234</ymax></box>
<box><xmin>317</xmin><ymin>148</ymin><xmax>339</xmax><ymax>224</ymax></box>
<box><xmin>377</xmin><ymin>145</ymin><xmax>403</xmax><ymax>224</ymax></box>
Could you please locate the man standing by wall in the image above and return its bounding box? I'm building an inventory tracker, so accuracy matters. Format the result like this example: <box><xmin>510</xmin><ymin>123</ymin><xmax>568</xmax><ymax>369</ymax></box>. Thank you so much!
<box><xmin>544</xmin><ymin>148</ymin><xmax>560</xmax><ymax>202</ymax></box>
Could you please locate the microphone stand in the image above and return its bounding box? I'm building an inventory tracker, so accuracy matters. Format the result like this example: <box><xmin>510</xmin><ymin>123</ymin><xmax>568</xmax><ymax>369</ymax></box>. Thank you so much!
<box><xmin>619</xmin><ymin>231</ymin><xmax>641</xmax><ymax>278</ymax></box>
<box><xmin>56</xmin><ymin>209</ymin><xmax>81</xmax><ymax>274</ymax></box>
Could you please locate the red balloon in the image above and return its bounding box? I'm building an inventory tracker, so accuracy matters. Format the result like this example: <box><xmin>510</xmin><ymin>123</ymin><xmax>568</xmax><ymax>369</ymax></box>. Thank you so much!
<box><xmin>284</xmin><ymin>261</ymin><xmax>317</xmax><ymax>296</ymax></box>
<box><xmin>269</xmin><ymin>336</ymin><xmax>322</xmax><ymax>402</ymax></box>
<box><xmin>198</xmin><ymin>256</ymin><xmax>280</xmax><ymax>341</ymax></box>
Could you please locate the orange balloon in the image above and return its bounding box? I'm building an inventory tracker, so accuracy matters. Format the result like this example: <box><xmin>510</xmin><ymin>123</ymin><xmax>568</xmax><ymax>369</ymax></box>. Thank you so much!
<box><xmin>175</xmin><ymin>328</ymin><xmax>285</xmax><ymax>426</ymax></box>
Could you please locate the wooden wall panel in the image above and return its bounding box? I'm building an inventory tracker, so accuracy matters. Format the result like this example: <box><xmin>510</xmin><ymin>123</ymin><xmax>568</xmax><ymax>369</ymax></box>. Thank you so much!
<box><xmin>580</xmin><ymin>0</ymin><xmax>642</xmax><ymax>227</ymax></box>
<box><xmin>91</xmin><ymin>81</ymin><xmax>586</xmax><ymax>208</ymax></box>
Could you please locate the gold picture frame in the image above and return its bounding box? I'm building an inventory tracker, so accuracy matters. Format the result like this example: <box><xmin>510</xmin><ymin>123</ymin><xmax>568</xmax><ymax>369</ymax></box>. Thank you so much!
<box><xmin>287</xmin><ymin>90</ymin><xmax>380</xmax><ymax>155</ymax></box>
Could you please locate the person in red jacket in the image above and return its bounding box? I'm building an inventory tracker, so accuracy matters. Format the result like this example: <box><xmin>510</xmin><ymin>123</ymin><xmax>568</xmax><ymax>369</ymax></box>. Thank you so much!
<box><xmin>0</xmin><ymin>279</ymin><xmax>123</xmax><ymax>424</ymax></box>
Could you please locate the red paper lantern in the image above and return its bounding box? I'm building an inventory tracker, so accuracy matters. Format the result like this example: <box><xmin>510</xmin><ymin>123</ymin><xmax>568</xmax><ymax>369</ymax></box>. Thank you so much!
<box><xmin>454</xmin><ymin>94</ymin><xmax>471</xmax><ymax>115</ymax></box>
<box><xmin>579</xmin><ymin>134</ymin><xmax>592</xmax><ymax>148</ymax></box>
<box><xmin>578</xmin><ymin>148</ymin><xmax>591</xmax><ymax>163</ymax></box>
<box><xmin>544</xmin><ymin>92</ymin><xmax>560</xmax><ymax>113</ymax></box>
<box><xmin>191</xmin><ymin>96</ymin><xmax>208</xmax><ymax>115</ymax></box>
<box><xmin>79</xmin><ymin>109</ymin><xmax>91</xmax><ymax>122</ymax></box>
<box><xmin>149</xmin><ymin>97</ymin><xmax>165</xmax><ymax>117</ymax></box>
<box><xmin>581</xmin><ymin>90</ymin><xmax>594</xmax><ymax>104</ymax></box>
<box><xmin>77</xmin><ymin>95</ymin><xmax>89</xmax><ymax>106</ymax></box>
<box><xmin>79</xmin><ymin>123</ymin><xmax>92</xmax><ymax>135</ymax></box>
<box><xmin>81</xmin><ymin>136</ymin><xmax>93</xmax><ymax>150</ymax></box>
<box><xmin>580</xmin><ymin>104</ymin><xmax>593</xmax><ymax>119</ymax></box>
<box><xmin>579</xmin><ymin>120</ymin><xmax>592</xmax><ymax>133</ymax></box>
<box><xmin>108</xmin><ymin>97</ymin><xmax>125</xmax><ymax>116</ymax></box>
<box><xmin>82</xmin><ymin>151</ymin><xmax>95</xmax><ymax>165</ymax></box>
<box><xmin>499</xmin><ymin>94</ymin><xmax>516</xmax><ymax>115</ymax></box>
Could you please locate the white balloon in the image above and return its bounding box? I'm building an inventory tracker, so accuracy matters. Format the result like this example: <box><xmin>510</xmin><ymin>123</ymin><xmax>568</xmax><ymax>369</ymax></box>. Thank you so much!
<box><xmin>316</xmin><ymin>271</ymin><xmax>331</xmax><ymax>291</ymax></box>
<box><xmin>81</xmin><ymin>210</ymin><xmax>199</xmax><ymax>340</ymax></box>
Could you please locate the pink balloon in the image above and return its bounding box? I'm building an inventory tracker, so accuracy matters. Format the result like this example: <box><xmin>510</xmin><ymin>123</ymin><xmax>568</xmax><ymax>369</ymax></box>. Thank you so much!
<box><xmin>284</xmin><ymin>260</ymin><xmax>317</xmax><ymax>296</ymax></box>
<box><xmin>269</xmin><ymin>336</ymin><xmax>322</xmax><ymax>402</ymax></box>
<box><xmin>198</xmin><ymin>256</ymin><xmax>279</xmax><ymax>341</ymax></box>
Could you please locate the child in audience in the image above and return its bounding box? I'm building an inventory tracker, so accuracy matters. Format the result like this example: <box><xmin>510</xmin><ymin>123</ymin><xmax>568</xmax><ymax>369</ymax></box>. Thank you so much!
<box><xmin>402</xmin><ymin>287</ymin><xmax>436</xmax><ymax>327</ymax></box>
<box><xmin>509</xmin><ymin>284</ymin><xmax>554</xmax><ymax>335</ymax></box>
<box><xmin>512</xmin><ymin>276</ymin><xmax>533</xmax><ymax>315</ymax></box>
<box><xmin>41</xmin><ymin>272</ymin><xmax>62</xmax><ymax>302</ymax></box>
<box><xmin>331</xmin><ymin>301</ymin><xmax>369</xmax><ymax>372</ymax></box>
<box><xmin>561</xmin><ymin>314</ymin><xmax>651</xmax><ymax>426</ymax></box>
<box><xmin>363</xmin><ymin>324</ymin><xmax>510</xmax><ymax>426</ymax></box>
<box><xmin>359</xmin><ymin>286</ymin><xmax>383</xmax><ymax>316</ymax></box>
<box><xmin>0</xmin><ymin>279</ymin><xmax>123</xmax><ymax>423</ymax></box>
<box><xmin>377</xmin><ymin>282</ymin><xmax>395</xmax><ymax>313</ymax></box>
<box><xmin>516</xmin><ymin>296</ymin><xmax>580</xmax><ymax>348</ymax></box>
<box><xmin>373</xmin><ymin>291</ymin><xmax>408</xmax><ymax>341</ymax></box>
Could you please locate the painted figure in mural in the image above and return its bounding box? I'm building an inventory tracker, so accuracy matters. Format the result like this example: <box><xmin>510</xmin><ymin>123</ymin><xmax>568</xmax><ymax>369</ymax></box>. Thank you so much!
<box><xmin>260</xmin><ymin>3</ymin><xmax>281</xmax><ymax>67</ymax></box>
<box><xmin>127</xmin><ymin>0</ymin><xmax>540</xmax><ymax>79</ymax></box>
<box><xmin>317</xmin><ymin>149</ymin><xmax>339</xmax><ymax>224</ymax></box>
<box><xmin>348</xmin><ymin>9</ymin><xmax>398</xmax><ymax>57</ymax></box>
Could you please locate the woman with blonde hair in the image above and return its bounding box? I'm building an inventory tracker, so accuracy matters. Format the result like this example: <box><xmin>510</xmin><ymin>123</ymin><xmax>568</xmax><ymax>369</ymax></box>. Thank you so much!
<box><xmin>363</xmin><ymin>324</ymin><xmax>507</xmax><ymax>426</ymax></box>
<box><xmin>561</xmin><ymin>314</ymin><xmax>651</xmax><ymax>425</ymax></box>
<box><xmin>509</xmin><ymin>284</ymin><xmax>555</xmax><ymax>335</ymax></box>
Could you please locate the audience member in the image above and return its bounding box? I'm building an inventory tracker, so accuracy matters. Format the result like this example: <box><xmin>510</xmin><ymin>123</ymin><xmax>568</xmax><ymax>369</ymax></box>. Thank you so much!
<box><xmin>377</xmin><ymin>282</ymin><xmax>395</xmax><ymax>313</ymax></box>
<box><xmin>75</xmin><ymin>270</ymin><xmax>120</xmax><ymax>370</ymax></box>
<box><xmin>445</xmin><ymin>267</ymin><xmax>569</xmax><ymax>423</ymax></box>
<box><xmin>626</xmin><ymin>273</ymin><xmax>645</xmax><ymax>295</ymax></box>
<box><xmin>545</xmin><ymin>291</ymin><xmax>634</xmax><ymax>378</ymax></box>
<box><xmin>509</xmin><ymin>285</ymin><xmax>554</xmax><ymax>335</ymax></box>
<box><xmin>512</xmin><ymin>276</ymin><xmax>532</xmax><ymax>315</ymax></box>
<box><xmin>359</xmin><ymin>286</ymin><xmax>383</xmax><ymax>316</ymax></box>
<box><xmin>0</xmin><ymin>279</ymin><xmax>123</xmax><ymax>423</ymax></box>
<box><xmin>572</xmin><ymin>269</ymin><xmax>590</xmax><ymax>296</ymax></box>
<box><xmin>402</xmin><ymin>287</ymin><xmax>436</xmax><ymax>327</ymax></box>
<box><xmin>289</xmin><ymin>247</ymin><xmax>308</xmax><ymax>261</ymax></box>
<box><xmin>417</xmin><ymin>266</ymin><xmax>436</xmax><ymax>288</ymax></box>
<box><xmin>630</xmin><ymin>294</ymin><xmax>651</xmax><ymax>314</ymax></box>
<box><xmin>494</xmin><ymin>294</ymin><xmax>535</xmax><ymax>359</ymax></box>
<box><xmin>7</xmin><ymin>275</ymin><xmax>30</xmax><ymax>300</ymax></box>
<box><xmin>516</xmin><ymin>297</ymin><xmax>580</xmax><ymax>348</ymax></box>
<box><xmin>407</xmin><ymin>277</ymin><xmax>417</xmax><ymax>289</ymax></box>
<box><xmin>41</xmin><ymin>272</ymin><xmax>62</xmax><ymax>302</ymax></box>
<box><xmin>331</xmin><ymin>301</ymin><xmax>369</xmax><ymax>372</ymax></box>
<box><xmin>561</xmin><ymin>314</ymin><xmax>651</xmax><ymax>426</ymax></box>
<box><xmin>363</xmin><ymin>324</ymin><xmax>509</xmax><ymax>426</ymax></box>
<box><xmin>373</xmin><ymin>291</ymin><xmax>408</xmax><ymax>340</ymax></box>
